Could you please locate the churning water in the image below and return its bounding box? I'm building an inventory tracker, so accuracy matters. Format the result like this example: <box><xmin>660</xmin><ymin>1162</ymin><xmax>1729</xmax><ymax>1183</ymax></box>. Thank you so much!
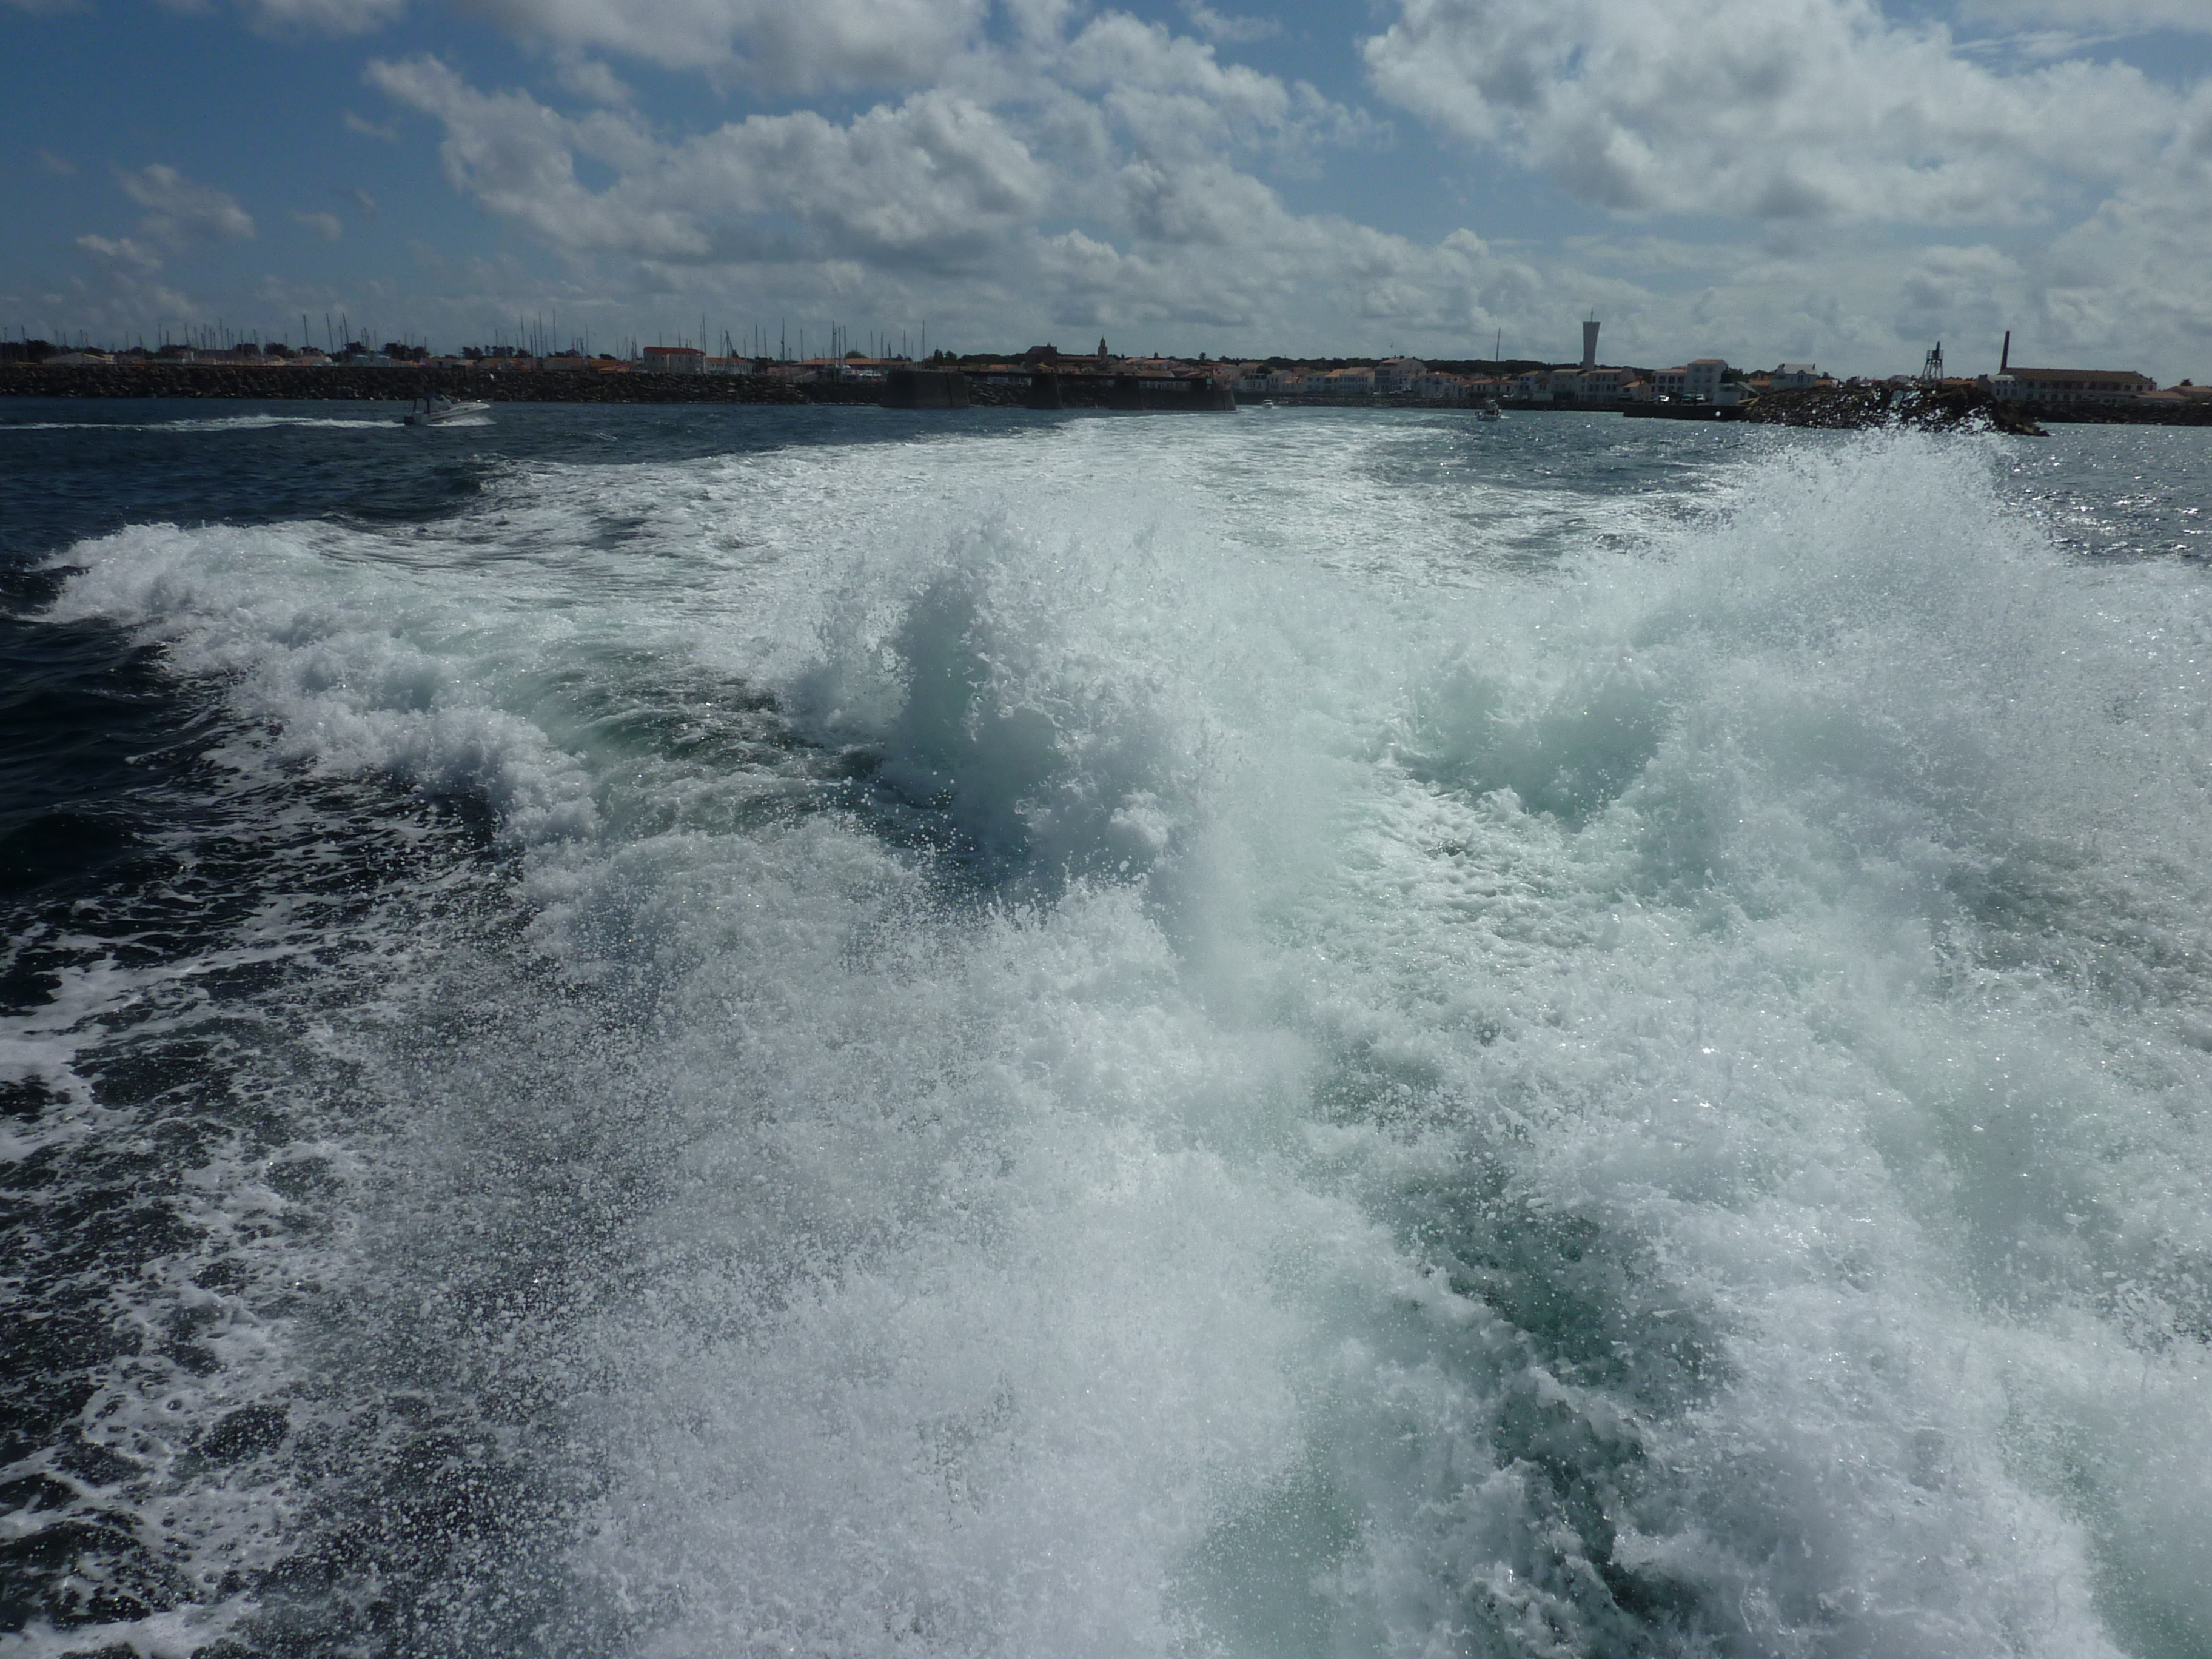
<box><xmin>3</xmin><ymin>399</ymin><xmax>2210</xmax><ymax>1658</ymax></box>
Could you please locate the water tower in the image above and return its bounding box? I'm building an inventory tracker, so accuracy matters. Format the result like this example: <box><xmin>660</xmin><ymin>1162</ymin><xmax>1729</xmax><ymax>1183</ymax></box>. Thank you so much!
<box><xmin>1582</xmin><ymin>318</ymin><xmax>1601</xmax><ymax>369</ymax></box>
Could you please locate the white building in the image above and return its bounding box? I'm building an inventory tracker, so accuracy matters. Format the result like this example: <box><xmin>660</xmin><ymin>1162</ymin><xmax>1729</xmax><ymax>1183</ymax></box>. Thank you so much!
<box><xmin>1376</xmin><ymin>357</ymin><xmax>1427</xmax><ymax>394</ymax></box>
<box><xmin>1684</xmin><ymin>359</ymin><xmax>1732</xmax><ymax>401</ymax></box>
<box><xmin>1772</xmin><ymin>363</ymin><xmax>1820</xmax><ymax>389</ymax></box>
<box><xmin>1300</xmin><ymin>367</ymin><xmax>1373</xmax><ymax>397</ymax></box>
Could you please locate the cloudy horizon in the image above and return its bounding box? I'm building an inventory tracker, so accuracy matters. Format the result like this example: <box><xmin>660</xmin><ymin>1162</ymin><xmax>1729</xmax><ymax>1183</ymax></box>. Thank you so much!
<box><xmin>6</xmin><ymin>0</ymin><xmax>2211</xmax><ymax>380</ymax></box>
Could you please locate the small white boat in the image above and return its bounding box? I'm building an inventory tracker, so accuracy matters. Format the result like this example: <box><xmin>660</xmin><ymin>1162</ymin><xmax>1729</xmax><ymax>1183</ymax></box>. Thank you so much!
<box><xmin>403</xmin><ymin>395</ymin><xmax>490</xmax><ymax>427</ymax></box>
<box><xmin>1476</xmin><ymin>398</ymin><xmax>1503</xmax><ymax>421</ymax></box>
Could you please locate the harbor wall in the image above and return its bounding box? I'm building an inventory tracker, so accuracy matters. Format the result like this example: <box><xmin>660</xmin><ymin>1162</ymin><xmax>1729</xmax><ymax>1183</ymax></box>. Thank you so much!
<box><xmin>0</xmin><ymin>363</ymin><xmax>873</xmax><ymax>404</ymax></box>
<box><xmin>10</xmin><ymin>364</ymin><xmax>2202</xmax><ymax>425</ymax></box>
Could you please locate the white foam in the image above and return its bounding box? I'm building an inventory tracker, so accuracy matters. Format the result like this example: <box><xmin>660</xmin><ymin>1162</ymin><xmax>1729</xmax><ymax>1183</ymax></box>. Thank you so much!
<box><xmin>45</xmin><ymin>518</ymin><xmax>600</xmax><ymax>841</ymax></box>
<box><xmin>35</xmin><ymin>416</ymin><xmax>2212</xmax><ymax>1655</ymax></box>
<box><xmin>2</xmin><ymin>413</ymin><xmax>405</xmax><ymax>432</ymax></box>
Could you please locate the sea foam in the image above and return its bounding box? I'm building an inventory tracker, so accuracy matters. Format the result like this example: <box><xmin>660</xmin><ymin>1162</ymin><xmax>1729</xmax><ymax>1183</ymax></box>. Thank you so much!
<box><xmin>19</xmin><ymin>414</ymin><xmax>2211</xmax><ymax>1658</ymax></box>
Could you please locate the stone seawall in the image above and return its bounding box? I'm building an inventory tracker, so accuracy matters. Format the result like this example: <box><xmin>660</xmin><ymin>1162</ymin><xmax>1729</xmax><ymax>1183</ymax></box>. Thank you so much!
<box><xmin>12</xmin><ymin>365</ymin><xmax>2210</xmax><ymax>426</ymax></box>
<box><xmin>1741</xmin><ymin>384</ymin><xmax>2047</xmax><ymax>435</ymax></box>
<box><xmin>1741</xmin><ymin>384</ymin><xmax>2212</xmax><ymax>432</ymax></box>
<box><xmin>2018</xmin><ymin>399</ymin><xmax>2212</xmax><ymax>426</ymax></box>
<box><xmin>0</xmin><ymin>363</ymin><xmax>886</xmax><ymax>405</ymax></box>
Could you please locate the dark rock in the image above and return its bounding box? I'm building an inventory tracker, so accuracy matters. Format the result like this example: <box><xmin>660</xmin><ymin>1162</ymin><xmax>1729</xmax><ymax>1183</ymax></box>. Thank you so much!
<box><xmin>1741</xmin><ymin>383</ymin><xmax>2045</xmax><ymax>434</ymax></box>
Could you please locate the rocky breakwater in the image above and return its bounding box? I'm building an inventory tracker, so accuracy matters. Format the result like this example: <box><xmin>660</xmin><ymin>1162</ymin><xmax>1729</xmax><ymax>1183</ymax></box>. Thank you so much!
<box><xmin>0</xmin><ymin>363</ymin><xmax>891</xmax><ymax>406</ymax></box>
<box><xmin>1742</xmin><ymin>382</ymin><xmax>2046</xmax><ymax>435</ymax></box>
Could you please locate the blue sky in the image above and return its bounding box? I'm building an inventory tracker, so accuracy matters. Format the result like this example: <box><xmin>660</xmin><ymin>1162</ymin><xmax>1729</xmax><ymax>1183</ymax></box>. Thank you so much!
<box><xmin>5</xmin><ymin>0</ymin><xmax>2211</xmax><ymax>378</ymax></box>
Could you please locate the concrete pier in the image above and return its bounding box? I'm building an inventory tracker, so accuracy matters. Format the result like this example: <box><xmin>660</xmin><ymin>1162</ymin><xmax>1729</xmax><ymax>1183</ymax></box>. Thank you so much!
<box><xmin>883</xmin><ymin>368</ymin><xmax>972</xmax><ymax>409</ymax></box>
<box><xmin>1620</xmin><ymin>402</ymin><xmax>1741</xmax><ymax>421</ymax></box>
<box><xmin>1105</xmin><ymin>374</ymin><xmax>1234</xmax><ymax>412</ymax></box>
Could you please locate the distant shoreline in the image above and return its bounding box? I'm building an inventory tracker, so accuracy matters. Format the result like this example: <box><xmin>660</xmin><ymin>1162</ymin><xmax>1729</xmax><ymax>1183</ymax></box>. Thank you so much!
<box><xmin>0</xmin><ymin>361</ymin><xmax>864</xmax><ymax>406</ymax></box>
<box><xmin>5</xmin><ymin>363</ymin><xmax>2208</xmax><ymax>426</ymax></box>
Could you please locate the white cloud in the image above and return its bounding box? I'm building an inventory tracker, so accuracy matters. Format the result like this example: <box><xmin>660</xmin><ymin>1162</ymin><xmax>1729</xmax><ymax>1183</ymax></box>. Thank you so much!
<box><xmin>344</xmin><ymin>109</ymin><xmax>400</xmax><ymax>139</ymax></box>
<box><xmin>362</xmin><ymin>47</ymin><xmax>1564</xmax><ymax>353</ymax></box>
<box><xmin>38</xmin><ymin>148</ymin><xmax>77</xmax><ymax>175</ymax></box>
<box><xmin>458</xmin><ymin>0</ymin><xmax>987</xmax><ymax>87</ymax></box>
<box><xmin>338</xmin><ymin>6</ymin><xmax>2212</xmax><ymax>378</ymax></box>
<box><xmin>1178</xmin><ymin>1</ymin><xmax>1279</xmax><ymax>46</ymax></box>
<box><xmin>1363</xmin><ymin>0</ymin><xmax>2174</xmax><ymax>223</ymax></box>
<box><xmin>2017</xmin><ymin>78</ymin><xmax>2212</xmax><ymax>366</ymax></box>
<box><xmin>372</xmin><ymin>55</ymin><xmax>1051</xmax><ymax>266</ymax></box>
<box><xmin>295</xmin><ymin>209</ymin><xmax>345</xmax><ymax>240</ymax></box>
<box><xmin>76</xmin><ymin>233</ymin><xmax>163</xmax><ymax>270</ymax></box>
<box><xmin>1892</xmin><ymin>241</ymin><xmax>2023</xmax><ymax>341</ymax></box>
<box><xmin>50</xmin><ymin>252</ymin><xmax>199</xmax><ymax>332</ymax></box>
<box><xmin>555</xmin><ymin>55</ymin><xmax>633</xmax><ymax>105</ymax></box>
<box><xmin>116</xmin><ymin>163</ymin><xmax>256</xmax><ymax>244</ymax></box>
<box><xmin>1059</xmin><ymin>13</ymin><xmax>1373</xmax><ymax>168</ymax></box>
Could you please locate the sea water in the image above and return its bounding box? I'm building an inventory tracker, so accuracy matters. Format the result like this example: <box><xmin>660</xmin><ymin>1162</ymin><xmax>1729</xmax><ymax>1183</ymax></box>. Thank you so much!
<box><xmin>2</xmin><ymin>398</ymin><xmax>2209</xmax><ymax>1658</ymax></box>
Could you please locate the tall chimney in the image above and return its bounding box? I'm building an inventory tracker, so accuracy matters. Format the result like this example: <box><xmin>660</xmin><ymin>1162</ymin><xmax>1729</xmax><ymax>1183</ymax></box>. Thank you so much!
<box><xmin>2000</xmin><ymin>329</ymin><xmax>2010</xmax><ymax>374</ymax></box>
<box><xmin>1582</xmin><ymin>318</ymin><xmax>1601</xmax><ymax>369</ymax></box>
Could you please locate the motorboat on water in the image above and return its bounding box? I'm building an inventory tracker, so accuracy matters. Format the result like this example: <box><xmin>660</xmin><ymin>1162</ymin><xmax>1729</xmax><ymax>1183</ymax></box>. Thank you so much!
<box><xmin>1476</xmin><ymin>398</ymin><xmax>1503</xmax><ymax>420</ymax></box>
<box><xmin>403</xmin><ymin>394</ymin><xmax>490</xmax><ymax>426</ymax></box>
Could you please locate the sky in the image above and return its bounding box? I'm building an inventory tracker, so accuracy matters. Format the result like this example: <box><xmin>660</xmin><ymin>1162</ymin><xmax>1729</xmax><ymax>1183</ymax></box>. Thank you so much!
<box><xmin>4</xmin><ymin>0</ymin><xmax>2211</xmax><ymax>378</ymax></box>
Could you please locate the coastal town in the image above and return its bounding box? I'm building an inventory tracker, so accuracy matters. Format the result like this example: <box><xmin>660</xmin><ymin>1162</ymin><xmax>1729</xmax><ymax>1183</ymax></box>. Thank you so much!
<box><xmin>5</xmin><ymin>322</ymin><xmax>2205</xmax><ymax>421</ymax></box>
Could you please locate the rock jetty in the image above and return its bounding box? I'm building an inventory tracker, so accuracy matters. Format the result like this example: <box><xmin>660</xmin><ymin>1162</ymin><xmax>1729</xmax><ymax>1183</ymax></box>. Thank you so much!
<box><xmin>1741</xmin><ymin>383</ymin><xmax>2045</xmax><ymax>435</ymax></box>
<box><xmin>0</xmin><ymin>362</ymin><xmax>878</xmax><ymax>406</ymax></box>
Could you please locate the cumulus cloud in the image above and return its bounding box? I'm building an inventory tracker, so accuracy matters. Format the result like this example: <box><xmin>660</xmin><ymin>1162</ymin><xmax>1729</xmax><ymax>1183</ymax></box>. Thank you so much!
<box><xmin>344</xmin><ymin>109</ymin><xmax>400</xmax><ymax>139</ymax></box>
<box><xmin>295</xmin><ymin>209</ymin><xmax>345</xmax><ymax>240</ymax></box>
<box><xmin>2021</xmin><ymin>78</ymin><xmax>2212</xmax><ymax>363</ymax></box>
<box><xmin>76</xmin><ymin>233</ymin><xmax>163</xmax><ymax>270</ymax></box>
<box><xmin>363</xmin><ymin>44</ymin><xmax>1564</xmax><ymax>352</ymax></box>
<box><xmin>371</xmin><ymin>54</ymin><xmax>1052</xmax><ymax>266</ymax></box>
<box><xmin>1026</xmin><ymin>192</ymin><xmax>1554</xmax><ymax>344</ymax></box>
<box><xmin>338</xmin><ymin>3</ymin><xmax>2211</xmax><ymax>377</ymax></box>
<box><xmin>1363</xmin><ymin>0</ymin><xmax>2174</xmax><ymax>223</ymax></box>
<box><xmin>459</xmin><ymin>0</ymin><xmax>986</xmax><ymax>87</ymax></box>
<box><xmin>1059</xmin><ymin>13</ymin><xmax>1373</xmax><ymax>167</ymax></box>
<box><xmin>1179</xmin><ymin>2</ymin><xmax>1278</xmax><ymax>46</ymax></box>
<box><xmin>555</xmin><ymin>55</ymin><xmax>633</xmax><ymax>105</ymax></box>
<box><xmin>116</xmin><ymin>163</ymin><xmax>256</xmax><ymax>244</ymax></box>
<box><xmin>53</xmin><ymin>254</ymin><xmax>200</xmax><ymax>334</ymax></box>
